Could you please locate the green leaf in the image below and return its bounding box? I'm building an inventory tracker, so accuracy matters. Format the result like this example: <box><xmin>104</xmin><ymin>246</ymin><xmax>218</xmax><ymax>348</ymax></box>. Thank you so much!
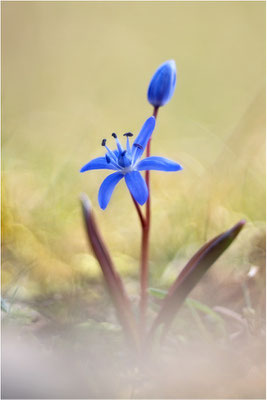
<box><xmin>148</xmin><ymin>288</ymin><xmax>167</xmax><ymax>299</ymax></box>
<box><xmin>186</xmin><ymin>298</ymin><xmax>226</xmax><ymax>336</ymax></box>
<box><xmin>186</xmin><ymin>298</ymin><xmax>223</xmax><ymax>322</ymax></box>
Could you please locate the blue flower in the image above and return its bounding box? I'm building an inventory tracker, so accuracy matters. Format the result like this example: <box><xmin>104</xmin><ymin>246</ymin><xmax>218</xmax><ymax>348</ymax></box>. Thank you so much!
<box><xmin>80</xmin><ymin>116</ymin><xmax>183</xmax><ymax>210</ymax></box>
<box><xmin>147</xmin><ymin>60</ymin><xmax>176</xmax><ymax>107</ymax></box>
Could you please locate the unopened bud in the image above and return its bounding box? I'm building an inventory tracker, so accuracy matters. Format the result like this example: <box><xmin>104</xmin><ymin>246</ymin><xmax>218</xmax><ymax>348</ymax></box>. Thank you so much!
<box><xmin>147</xmin><ymin>60</ymin><xmax>176</xmax><ymax>107</ymax></box>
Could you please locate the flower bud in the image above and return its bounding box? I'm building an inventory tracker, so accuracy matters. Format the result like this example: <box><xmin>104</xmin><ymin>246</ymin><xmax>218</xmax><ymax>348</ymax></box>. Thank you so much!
<box><xmin>147</xmin><ymin>60</ymin><xmax>176</xmax><ymax>107</ymax></box>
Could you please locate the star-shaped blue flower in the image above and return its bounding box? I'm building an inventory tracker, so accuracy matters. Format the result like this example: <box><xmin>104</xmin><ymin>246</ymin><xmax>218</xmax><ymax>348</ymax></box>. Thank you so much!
<box><xmin>80</xmin><ymin>117</ymin><xmax>183</xmax><ymax>210</ymax></box>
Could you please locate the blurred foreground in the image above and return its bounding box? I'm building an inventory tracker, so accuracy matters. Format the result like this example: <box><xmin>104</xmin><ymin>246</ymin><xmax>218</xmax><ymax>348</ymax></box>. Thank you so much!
<box><xmin>2</xmin><ymin>263</ymin><xmax>265</xmax><ymax>399</ymax></box>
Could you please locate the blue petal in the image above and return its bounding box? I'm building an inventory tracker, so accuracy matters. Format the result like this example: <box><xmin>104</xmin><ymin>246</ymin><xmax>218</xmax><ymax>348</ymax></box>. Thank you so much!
<box><xmin>137</xmin><ymin>156</ymin><xmax>183</xmax><ymax>172</ymax></box>
<box><xmin>98</xmin><ymin>172</ymin><xmax>124</xmax><ymax>210</ymax></box>
<box><xmin>125</xmin><ymin>171</ymin><xmax>148</xmax><ymax>205</ymax></box>
<box><xmin>147</xmin><ymin>60</ymin><xmax>176</xmax><ymax>107</ymax></box>
<box><xmin>132</xmin><ymin>116</ymin><xmax>156</xmax><ymax>161</ymax></box>
<box><xmin>80</xmin><ymin>157</ymin><xmax>116</xmax><ymax>172</ymax></box>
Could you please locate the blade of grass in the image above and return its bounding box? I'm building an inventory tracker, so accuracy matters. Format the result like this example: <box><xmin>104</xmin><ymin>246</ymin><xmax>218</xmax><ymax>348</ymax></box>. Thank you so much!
<box><xmin>186</xmin><ymin>299</ymin><xmax>212</xmax><ymax>340</ymax></box>
<box><xmin>148</xmin><ymin>288</ymin><xmax>167</xmax><ymax>300</ymax></box>
<box><xmin>185</xmin><ymin>298</ymin><xmax>227</xmax><ymax>337</ymax></box>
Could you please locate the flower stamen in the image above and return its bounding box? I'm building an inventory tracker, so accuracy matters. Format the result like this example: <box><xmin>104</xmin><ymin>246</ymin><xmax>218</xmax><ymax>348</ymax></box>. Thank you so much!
<box><xmin>112</xmin><ymin>132</ymin><xmax>124</xmax><ymax>154</ymax></box>
<box><xmin>101</xmin><ymin>138</ymin><xmax>120</xmax><ymax>167</ymax></box>
<box><xmin>123</xmin><ymin>133</ymin><xmax>133</xmax><ymax>153</ymax></box>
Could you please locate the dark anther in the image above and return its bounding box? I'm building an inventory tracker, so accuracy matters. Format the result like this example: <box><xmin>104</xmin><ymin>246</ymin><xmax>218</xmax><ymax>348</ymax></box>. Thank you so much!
<box><xmin>121</xmin><ymin>150</ymin><xmax>126</xmax><ymax>156</ymax></box>
<box><xmin>105</xmin><ymin>154</ymin><xmax>111</xmax><ymax>164</ymax></box>
<box><xmin>112</xmin><ymin>133</ymin><xmax>117</xmax><ymax>139</ymax></box>
<box><xmin>123</xmin><ymin>132</ymin><xmax>133</xmax><ymax>137</ymax></box>
<box><xmin>101</xmin><ymin>139</ymin><xmax>107</xmax><ymax>146</ymax></box>
<box><xmin>133</xmin><ymin>143</ymin><xmax>143</xmax><ymax>150</ymax></box>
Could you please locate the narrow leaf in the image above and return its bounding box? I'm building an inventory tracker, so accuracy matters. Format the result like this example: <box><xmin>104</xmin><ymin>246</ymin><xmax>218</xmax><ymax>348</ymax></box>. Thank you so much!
<box><xmin>148</xmin><ymin>288</ymin><xmax>167</xmax><ymax>299</ymax></box>
<box><xmin>150</xmin><ymin>220</ymin><xmax>245</xmax><ymax>335</ymax></box>
<box><xmin>185</xmin><ymin>298</ymin><xmax>226</xmax><ymax>336</ymax></box>
<box><xmin>80</xmin><ymin>193</ymin><xmax>139</xmax><ymax>349</ymax></box>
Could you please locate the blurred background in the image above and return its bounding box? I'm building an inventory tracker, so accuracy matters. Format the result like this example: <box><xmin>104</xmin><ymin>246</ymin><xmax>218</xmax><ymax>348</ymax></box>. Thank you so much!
<box><xmin>2</xmin><ymin>1</ymin><xmax>266</xmax><ymax>398</ymax></box>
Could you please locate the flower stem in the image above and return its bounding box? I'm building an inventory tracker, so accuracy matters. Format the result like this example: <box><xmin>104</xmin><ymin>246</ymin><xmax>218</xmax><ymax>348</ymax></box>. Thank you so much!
<box><xmin>139</xmin><ymin>106</ymin><xmax>159</xmax><ymax>335</ymax></box>
<box><xmin>131</xmin><ymin>195</ymin><xmax>146</xmax><ymax>229</ymax></box>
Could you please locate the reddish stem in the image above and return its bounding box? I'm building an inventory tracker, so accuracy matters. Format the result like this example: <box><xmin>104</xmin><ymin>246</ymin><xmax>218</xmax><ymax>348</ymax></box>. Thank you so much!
<box><xmin>131</xmin><ymin>195</ymin><xmax>146</xmax><ymax>229</ymax></box>
<box><xmin>139</xmin><ymin>106</ymin><xmax>159</xmax><ymax>334</ymax></box>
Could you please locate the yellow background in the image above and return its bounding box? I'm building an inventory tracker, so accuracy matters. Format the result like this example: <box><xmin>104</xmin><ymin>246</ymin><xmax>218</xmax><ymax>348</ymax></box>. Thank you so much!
<box><xmin>2</xmin><ymin>1</ymin><xmax>265</xmax><ymax>295</ymax></box>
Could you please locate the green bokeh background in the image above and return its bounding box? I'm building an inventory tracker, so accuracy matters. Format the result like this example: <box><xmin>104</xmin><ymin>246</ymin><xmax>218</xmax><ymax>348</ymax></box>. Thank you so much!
<box><xmin>2</xmin><ymin>1</ymin><xmax>265</xmax><ymax>296</ymax></box>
